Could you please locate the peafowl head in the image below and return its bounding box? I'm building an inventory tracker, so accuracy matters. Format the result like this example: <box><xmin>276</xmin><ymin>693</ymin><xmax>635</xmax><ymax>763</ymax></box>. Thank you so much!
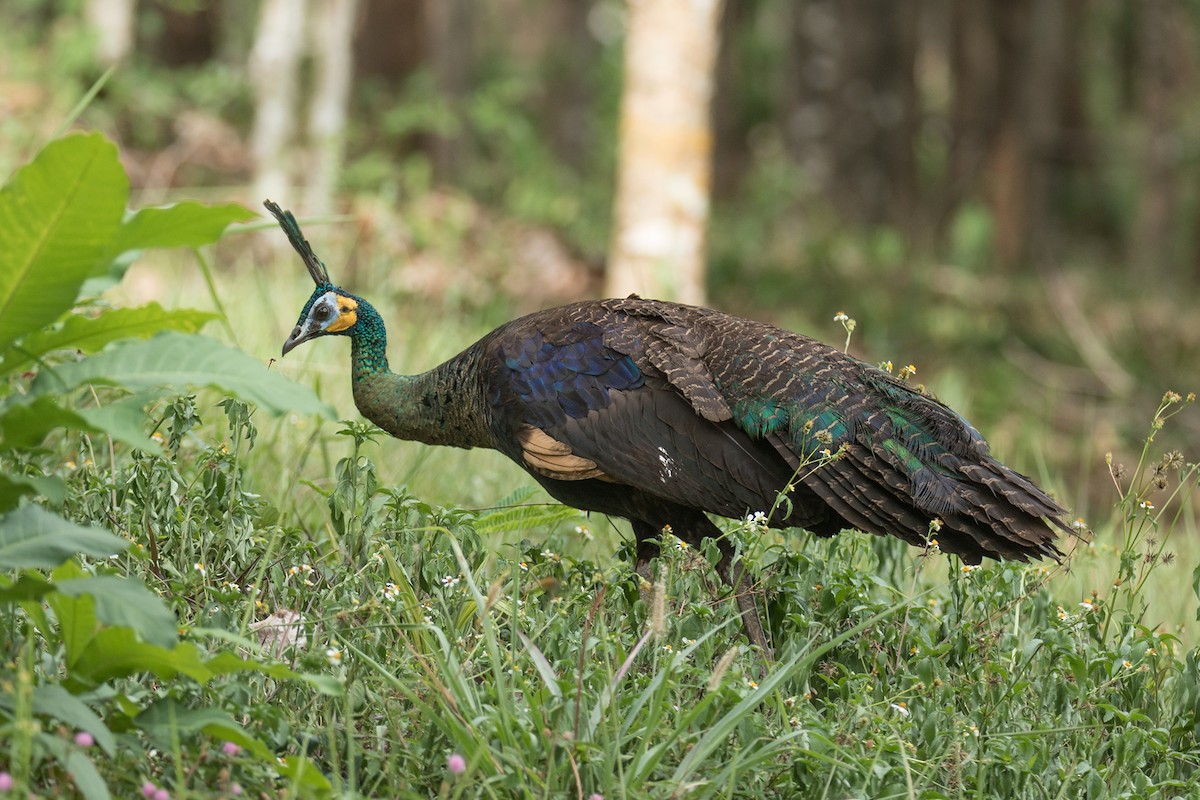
<box><xmin>282</xmin><ymin>287</ymin><xmax>362</xmax><ymax>356</ymax></box>
<box><xmin>265</xmin><ymin>200</ymin><xmax>363</xmax><ymax>356</ymax></box>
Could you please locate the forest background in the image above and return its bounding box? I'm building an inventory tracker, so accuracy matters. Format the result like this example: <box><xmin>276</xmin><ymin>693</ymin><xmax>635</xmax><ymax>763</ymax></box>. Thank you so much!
<box><xmin>2</xmin><ymin>1</ymin><xmax>1200</xmax><ymax>797</ymax></box>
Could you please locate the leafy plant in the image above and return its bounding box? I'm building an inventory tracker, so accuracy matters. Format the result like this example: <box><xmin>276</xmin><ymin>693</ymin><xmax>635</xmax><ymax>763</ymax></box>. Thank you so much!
<box><xmin>0</xmin><ymin>131</ymin><xmax>339</xmax><ymax>798</ymax></box>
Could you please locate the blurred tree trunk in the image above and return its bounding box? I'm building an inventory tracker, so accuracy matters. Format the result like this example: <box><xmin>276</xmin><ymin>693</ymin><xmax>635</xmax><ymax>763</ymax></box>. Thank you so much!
<box><xmin>354</xmin><ymin>0</ymin><xmax>428</xmax><ymax>80</ymax></box>
<box><xmin>710</xmin><ymin>0</ymin><xmax>753</xmax><ymax>200</ymax></box>
<box><xmin>948</xmin><ymin>0</ymin><xmax>1023</xmax><ymax>266</ymax></box>
<box><xmin>784</xmin><ymin>1</ymin><xmax>919</xmax><ymax>232</ymax></box>
<box><xmin>250</xmin><ymin>0</ymin><xmax>308</xmax><ymax>205</ymax></box>
<box><xmin>607</xmin><ymin>0</ymin><xmax>724</xmax><ymax>304</ymax></box>
<box><xmin>427</xmin><ymin>0</ymin><xmax>473</xmax><ymax>184</ymax></box>
<box><xmin>1132</xmin><ymin>0</ymin><xmax>1193</xmax><ymax>277</ymax></box>
<box><xmin>532</xmin><ymin>2</ymin><xmax>600</xmax><ymax>170</ymax></box>
<box><xmin>144</xmin><ymin>0</ymin><xmax>218</xmax><ymax>67</ymax></box>
<box><xmin>306</xmin><ymin>0</ymin><xmax>361</xmax><ymax>215</ymax></box>
<box><xmin>947</xmin><ymin>0</ymin><xmax>1077</xmax><ymax>269</ymax></box>
<box><xmin>85</xmin><ymin>0</ymin><xmax>136</xmax><ymax>65</ymax></box>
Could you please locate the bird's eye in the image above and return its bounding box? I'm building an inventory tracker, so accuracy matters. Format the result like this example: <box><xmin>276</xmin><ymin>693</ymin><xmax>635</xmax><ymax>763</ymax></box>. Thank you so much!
<box><xmin>315</xmin><ymin>305</ymin><xmax>331</xmax><ymax>320</ymax></box>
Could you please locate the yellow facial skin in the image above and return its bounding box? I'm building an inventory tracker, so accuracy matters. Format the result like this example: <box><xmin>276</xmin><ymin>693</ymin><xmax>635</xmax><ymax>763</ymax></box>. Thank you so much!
<box><xmin>325</xmin><ymin>296</ymin><xmax>358</xmax><ymax>333</ymax></box>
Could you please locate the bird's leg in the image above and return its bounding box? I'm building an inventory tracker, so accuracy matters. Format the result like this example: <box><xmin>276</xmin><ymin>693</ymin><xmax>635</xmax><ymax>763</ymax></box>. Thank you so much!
<box><xmin>631</xmin><ymin>521</ymin><xmax>661</xmax><ymax>611</ymax></box>
<box><xmin>712</xmin><ymin>537</ymin><xmax>774</xmax><ymax>661</ymax></box>
<box><xmin>667</xmin><ymin>515</ymin><xmax>773</xmax><ymax>660</ymax></box>
<box><xmin>632</xmin><ymin>522</ymin><xmax>660</xmax><ymax>582</ymax></box>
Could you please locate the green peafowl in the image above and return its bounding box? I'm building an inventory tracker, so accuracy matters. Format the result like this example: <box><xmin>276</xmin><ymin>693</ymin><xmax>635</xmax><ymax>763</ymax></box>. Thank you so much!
<box><xmin>268</xmin><ymin>200</ymin><xmax>1071</xmax><ymax>657</ymax></box>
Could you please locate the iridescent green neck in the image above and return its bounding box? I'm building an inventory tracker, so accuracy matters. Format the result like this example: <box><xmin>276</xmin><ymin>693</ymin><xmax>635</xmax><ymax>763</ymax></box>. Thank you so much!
<box><xmin>347</xmin><ymin>300</ymin><xmax>492</xmax><ymax>450</ymax></box>
<box><xmin>347</xmin><ymin>297</ymin><xmax>391</xmax><ymax>380</ymax></box>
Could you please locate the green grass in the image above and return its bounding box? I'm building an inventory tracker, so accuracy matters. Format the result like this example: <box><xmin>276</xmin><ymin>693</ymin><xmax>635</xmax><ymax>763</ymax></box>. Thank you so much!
<box><xmin>21</xmin><ymin>378</ymin><xmax>1200</xmax><ymax>798</ymax></box>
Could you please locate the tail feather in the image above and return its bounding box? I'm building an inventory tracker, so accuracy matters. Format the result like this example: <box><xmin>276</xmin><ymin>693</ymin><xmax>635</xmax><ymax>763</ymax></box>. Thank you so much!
<box><xmin>771</xmin><ymin>424</ymin><xmax>1069</xmax><ymax>563</ymax></box>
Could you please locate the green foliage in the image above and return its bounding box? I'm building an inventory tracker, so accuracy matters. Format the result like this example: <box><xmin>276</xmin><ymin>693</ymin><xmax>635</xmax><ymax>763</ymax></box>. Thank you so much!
<box><xmin>0</xmin><ymin>131</ymin><xmax>342</xmax><ymax>798</ymax></box>
<box><xmin>0</xmin><ymin>505</ymin><xmax>125</xmax><ymax>570</ymax></box>
<box><xmin>0</xmin><ymin>133</ymin><xmax>127</xmax><ymax>352</ymax></box>
<box><xmin>0</xmin><ymin>132</ymin><xmax>327</xmax><ymax>510</ymax></box>
<box><xmin>25</xmin><ymin>331</ymin><xmax>333</xmax><ymax>418</ymax></box>
<box><xmin>21</xmin><ymin>388</ymin><xmax>1181</xmax><ymax>798</ymax></box>
<box><xmin>0</xmin><ymin>302</ymin><xmax>217</xmax><ymax>376</ymax></box>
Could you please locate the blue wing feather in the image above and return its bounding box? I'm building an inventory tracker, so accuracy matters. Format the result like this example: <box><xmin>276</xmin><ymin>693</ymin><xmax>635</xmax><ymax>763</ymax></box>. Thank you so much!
<box><xmin>493</xmin><ymin>323</ymin><xmax>644</xmax><ymax>425</ymax></box>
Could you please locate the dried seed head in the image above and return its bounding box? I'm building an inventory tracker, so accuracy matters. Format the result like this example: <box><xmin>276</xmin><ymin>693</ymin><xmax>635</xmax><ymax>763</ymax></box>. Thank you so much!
<box><xmin>650</xmin><ymin>573</ymin><xmax>667</xmax><ymax>639</ymax></box>
<box><xmin>708</xmin><ymin>647</ymin><xmax>738</xmax><ymax>692</ymax></box>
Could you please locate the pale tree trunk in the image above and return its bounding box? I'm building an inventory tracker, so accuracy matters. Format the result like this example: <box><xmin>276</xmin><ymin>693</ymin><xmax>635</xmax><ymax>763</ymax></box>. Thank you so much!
<box><xmin>306</xmin><ymin>0</ymin><xmax>361</xmax><ymax>216</ymax></box>
<box><xmin>606</xmin><ymin>0</ymin><xmax>723</xmax><ymax>305</ymax></box>
<box><xmin>85</xmin><ymin>0</ymin><xmax>137</xmax><ymax>65</ymax></box>
<box><xmin>250</xmin><ymin>0</ymin><xmax>308</xmax><ymax>206</ymax></box>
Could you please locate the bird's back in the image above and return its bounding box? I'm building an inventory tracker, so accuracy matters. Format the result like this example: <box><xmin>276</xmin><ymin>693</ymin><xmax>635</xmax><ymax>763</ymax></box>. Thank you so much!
<box><xmin>463</xmin><ymin>297</ymin><xmax>1067</xmax><ymax>563</ymax></box>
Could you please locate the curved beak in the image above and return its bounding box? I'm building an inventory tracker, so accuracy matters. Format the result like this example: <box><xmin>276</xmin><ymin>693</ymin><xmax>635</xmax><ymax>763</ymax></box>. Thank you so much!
<box><xmin>281</xmin><ymin>324</ymin><xmax>314</xmax><ymax>357</ymax></box>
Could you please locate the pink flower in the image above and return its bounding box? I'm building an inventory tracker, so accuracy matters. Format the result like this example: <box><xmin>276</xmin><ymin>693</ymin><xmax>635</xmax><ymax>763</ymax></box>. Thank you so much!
<box><xmin>141</xmin><ymin>782</ymin><xmax>157</xmax><ymax>798</ymax></box>
<box><xmin>0</xmin><ymin>772</ymin><xmax>13</xmax><ymax>792</ymax></box>
<box><xmin>589</xmin><ymin>795</ymin><xmax>604</xmax><ymax>800</ymax></box>
<box><xmin>154</xmin><ymin>789</ymin><xmax>170</xmax><ymax>800</ymax></box>
<box><xmin>230</xmin><ymin>783</ymin><xmax>243</xmax><ymax>796</ymax></box>
<box><xmin>74</xmin><ymin>731</ymin><xmax>94</xmax><ymax>748</ymax></box>
<box><xmin>222</xmin><ymin>741</ymin><xmax>242</xmax><ymax>757</ymax></box>
<box><xmin>447</xmin><ymin>753</ymin><xmax>466</xmax><ymax>775</ymax></box>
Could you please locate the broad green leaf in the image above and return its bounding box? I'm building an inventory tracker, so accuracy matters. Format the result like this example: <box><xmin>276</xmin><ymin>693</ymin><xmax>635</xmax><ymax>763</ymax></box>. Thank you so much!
<box><xmin>136</xmin><ymin>702</ymin><xmax>332</xmax><ymax>792</ymax></box>
<box><xmin>74</xmin><ymin>629</ymin><xmax>212</xmax><ymax>685</ymax></box>
<box><xmin>65</xmin><ymin>751</ymin><xmax>110</xmax><ymax>800</ymax></box>
<box><xmin>57</xmin><ymin>576</ymin><xmax>178</xmax><ymax>649</ymax></box>
<box><xmin>37</xmin><ymin>735</ymin><xmax>111</xmax><ymax>800</ymax></box>
<box><xmin>78</xmin><ymin>249</ymin><xmax>137</xmax><ymax>298</ymax></box>
<box><xmin>0</xmin><ymin>133</ymin><xmax>127</xmax><ymax>353</ymax></box>
<box><xmin>112</xmin><ymin>201</ymin><xmax>256</xmax><ymax>254</ymax></box>
<box><xmin>74</xmin><ymin>626</ymin><xmax>343</xmax><ymax>693</ymax></box>
<box><xmin>0</xmin><ymin>394</ymin><xmax>159</xmax><ymax>452</ymax></box>
<box><xmin>30</xmin><ymin>331</ymin><xmax>333</xmax><ymax>417</ymax></box>
<box><xmin>203</xmin><ymin>651</ymin><xmax>343</xmax><ymax>695</ymax></box>
<box><xmin>0</xmin><ymin>505</ymin><xmax>127</xmax><ymax>569</ymax></box>
<box><xmin>0</xmin><ymin>474</ymin><xmax>66</xmax><ymax>513</ymax></box>
<box><xmin>274</xmin><ymin>754</ymin><xmax>333</xmax><ymax>794</ymax></box>
<box><xmin>32</xmin><ymin>685</ymin><xmax>116</xmax><ymax>754</ymax></box>
<box><xmin>0</xmin><ymin>572</ymin><xmax>54</xmax><ymax>604</ymax></box>
<box><xmin>135</xmin><ymin>701</ymin><xmax>273</xmax><ymax>759</ymax></box>
<box><xmin>0</xmin><ymin>395</ymin><xmax>91</xmax><ymax>449</ymax></box>
<box><xmin>47</xmin><ymin>565</ymin><xmax>100</xmax><ymax>672</ymax></box>
<box><xmin>76</xmin><ymin>394</ymin><xmax>163</xmax><ymax>451</ymax></box>
<box><xmin>0</xmin><ymin>475</ymin><xmax>37</xmax><ymax>513</ymax></box>
<box><xmin>0</xmin><ymin>303</ymin><xmax>217</xmax><ymax>377</ymax></box>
